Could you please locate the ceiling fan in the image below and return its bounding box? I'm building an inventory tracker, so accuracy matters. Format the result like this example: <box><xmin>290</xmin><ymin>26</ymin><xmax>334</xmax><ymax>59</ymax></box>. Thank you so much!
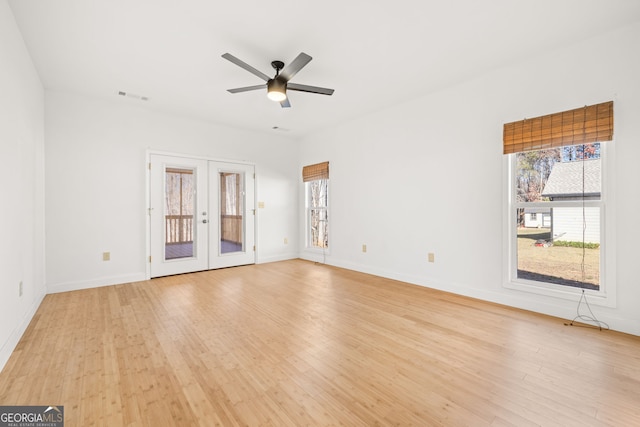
<box><xmin>222</xmin><ymin>52</ymin><xmax>334</xmax><ymax>108</ymax></box>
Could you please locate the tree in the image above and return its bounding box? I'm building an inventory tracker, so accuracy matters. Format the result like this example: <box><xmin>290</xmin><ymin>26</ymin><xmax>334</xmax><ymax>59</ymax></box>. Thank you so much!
<box><xmin>516</xmin><ymin>148</ymin><xmax>560</xmax><ymax>203</ymax></box>
<box><xmin>515</xmin><ymin>148</ymin><xmax>560</xmax><ymax>227</ymax></box>
<box><xmin>562</xmin><ymin>142</ymin><xmax>600</xmax><ymax>161</ymax></box>
<box><xmin>308</xmin><ymin>180</ymin><xmax>328</xmax><ymax>248</ymax></box>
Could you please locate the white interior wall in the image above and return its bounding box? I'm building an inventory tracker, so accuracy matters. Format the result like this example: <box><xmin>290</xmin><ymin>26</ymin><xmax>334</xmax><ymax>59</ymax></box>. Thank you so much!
<box><xmin>0</xmin><ymin>1</ymin><xmax>45</xmax><ymax>369</ymax></box>
<box><xmin>299</xmin><ymin>22</ymin><xmax>640</xmax><ymax>336</ymax></box>
<box><xmin>45</xmin><ymin>91</ymin><xmax>299</xmax><ymax>292</ymax></box>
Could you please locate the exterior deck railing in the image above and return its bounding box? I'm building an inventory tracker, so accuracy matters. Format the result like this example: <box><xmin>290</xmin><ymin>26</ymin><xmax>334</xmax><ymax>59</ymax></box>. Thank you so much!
<box><xmin>165</xmin><ymin>214</ymin><xmax>243</xmax><ymax>245</ymax></box>
<box><xmin>165</xmin><ymin>215</ymin><xmax>193</xmax><ymax>244</ymax></box>
<box><xmin>221</xmin><ymin>214</ymin><xmax>242</xmax><ymax>244</ymax></box>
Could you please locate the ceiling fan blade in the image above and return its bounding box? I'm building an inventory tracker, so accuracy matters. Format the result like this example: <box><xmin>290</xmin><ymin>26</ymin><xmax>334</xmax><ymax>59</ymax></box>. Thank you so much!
<box><xmin>227</xmin><ymin>84</ymin><xmax>266</xmax><ymax>94</ymax></box>
<box><xmin>222</xmin><ymin>53</ymin><xmax>271</xmax><ymax>81</ymax></box>
<box><xmin>279</xmin><ymin>52</ymin><xmax>312</xmax><ymax>82</ymax></box>
<box><xmin>280</xmin><ymin>98</ymin><xmax>291</xmax><ymax>108</ymax></box>
<box><xmin>287</xmin><ymin>83</ymin><xmax>334</xmax><ymax>96</ymax></box>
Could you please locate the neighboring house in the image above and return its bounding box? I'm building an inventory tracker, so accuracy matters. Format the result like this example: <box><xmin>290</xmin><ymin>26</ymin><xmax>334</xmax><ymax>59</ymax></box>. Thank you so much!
<box><xmin>523</xmin><ymin>208</ymin><xmax>551</xmax><ymax>228</ymax></box>
<box><xmin>541</xmin><ymin>159</ymin><xmax>601</xmax><ymax>244</ymax></box>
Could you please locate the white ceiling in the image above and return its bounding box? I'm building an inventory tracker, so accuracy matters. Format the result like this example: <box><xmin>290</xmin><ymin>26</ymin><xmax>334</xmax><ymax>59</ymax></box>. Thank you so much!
<box><xmin>8</xmin><ymin>0</ymin><xmax>640</xmax><ymax>138</ymax></box>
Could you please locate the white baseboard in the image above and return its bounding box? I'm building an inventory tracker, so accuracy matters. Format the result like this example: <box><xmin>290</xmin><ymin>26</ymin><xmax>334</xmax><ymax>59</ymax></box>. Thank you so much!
<box><xmin>298</xmin><ymin>256</ymin><xmax>640</xmax><ymax>337</ymax></box>
<box><xmin>256</xmin><ymin>253</ymin><xmax>298</xmax><ymax>264</ymax></box>
<box><xmin>47</xmin><ymin>273</ymin><xmax>147</xmax><ymax>294</ymax></box>
<box><xmin>0</xmin><ymin>291</ymin><xmax>46</xmax><ymax>373</ymax></box>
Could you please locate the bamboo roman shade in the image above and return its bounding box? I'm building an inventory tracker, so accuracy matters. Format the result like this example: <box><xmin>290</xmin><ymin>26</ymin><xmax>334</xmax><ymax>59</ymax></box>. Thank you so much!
<box><xmin>503</xmin><ymin>101</ymin><xmax>613</xmax><ymax>154</ymax></box>
<box><xmin>302</xmin><ymin>161</ymin><xmax>329</xmax><ymax>182</ymax></box>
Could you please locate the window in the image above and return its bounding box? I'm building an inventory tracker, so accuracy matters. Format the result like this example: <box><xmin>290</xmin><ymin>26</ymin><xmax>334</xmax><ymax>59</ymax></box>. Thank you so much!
<box><xmin>303</xmin><ymin>162</ymin><xmax>329</xmax><ymax>250</ymax></box>
<box><xmin>512</xmin><ymin>144</ymin><xmax>602</xmax><ymax>290</ymax></box>
<box><xmin>307</xmin><ymin>179</ymin><xmax>329</xmax><ymax>249</ymax></box>
<box><xmin>504</xmin><ymin>101</ymin><xmax>613</xmax><ymax>296</ymax></box>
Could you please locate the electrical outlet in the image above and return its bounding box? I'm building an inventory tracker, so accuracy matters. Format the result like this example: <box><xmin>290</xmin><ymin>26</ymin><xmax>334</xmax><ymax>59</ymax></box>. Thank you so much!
<box><xmin>19</xmin><ymin>281</ymin><xmax>23</xmax><ymax>297</ymax></box>
<box><xmin>362</xmin><ymin>244</ymin><xmax>367</xmax><ymax>253</ymax></box>
<box><xmin>428</xmin><ymin>252</ymin><xmax>435</xmax><ymax>263</ymax></box>
<box><xmin>103</xmin><ymin>252</ymin><xmax>111</xmax><ymax>261</ymax></box>
<box><xmin>284</xmin><ymin>237</ymin><xmax>288</xmax><ymax>244</ymax></box>
<box><xmin>258</xmin><ymin>201</ymin><xmax>265</xmax><ymax>208</ymax></box>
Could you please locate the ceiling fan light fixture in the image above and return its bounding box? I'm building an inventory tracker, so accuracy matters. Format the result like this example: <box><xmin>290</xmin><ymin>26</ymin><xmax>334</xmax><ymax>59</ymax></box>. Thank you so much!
<box><xmin>222</xmin><ymin>52</ymin><xmax>334</xmax><ymax>108</ymax></box>
<box><xmin>267</xmin><ymin>79</ymin><xmax>287</xmax><ymax>102</ymax></box>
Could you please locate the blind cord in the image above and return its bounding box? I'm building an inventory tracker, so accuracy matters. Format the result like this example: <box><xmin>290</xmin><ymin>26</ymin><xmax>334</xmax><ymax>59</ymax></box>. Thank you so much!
<box><xmin>581</xmin><ymin>156</ymin><xmax>586</xmax><ymax>282</ymax></box>
<box><xmin>566</xmin><ymin>289</ymin><xmax>610</xmax><ymax>330</ymax></box>
<box><xmin>321</xmin><ymin>214</ymin><xmax>327</xmax><ymax>265</ymax></box>
<box><xmin>565</xmin><ymin>146</ymin><xmax>608</xmax><ymax>331</ymax></box>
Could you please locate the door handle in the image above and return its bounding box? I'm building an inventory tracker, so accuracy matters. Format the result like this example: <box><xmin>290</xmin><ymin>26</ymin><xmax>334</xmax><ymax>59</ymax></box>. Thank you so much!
<box><xmin>202</xmin><ymin>219</ymin><xmax>208</xmax><ymax>224</ymax></box>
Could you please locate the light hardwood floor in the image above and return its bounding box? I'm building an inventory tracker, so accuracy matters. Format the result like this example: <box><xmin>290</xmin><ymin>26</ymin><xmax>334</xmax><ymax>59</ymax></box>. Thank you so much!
<box><xmin>1</xmin><ymin>259</ymin><xmax>639</xmax><ymax>426</ymax></box>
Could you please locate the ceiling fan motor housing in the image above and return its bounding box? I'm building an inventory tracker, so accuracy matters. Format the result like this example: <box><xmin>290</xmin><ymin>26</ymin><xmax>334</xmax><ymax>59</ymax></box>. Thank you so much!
<box><xmin>267</xmin><ymin>78</ymin><xmax>287</xmax><ymax>101</ymax></box>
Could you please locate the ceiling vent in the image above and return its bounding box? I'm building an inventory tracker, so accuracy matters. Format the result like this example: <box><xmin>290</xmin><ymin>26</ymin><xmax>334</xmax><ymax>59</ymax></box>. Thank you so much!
<box><xmin>117</xmin><ymin>91</ymin><xmax>149</xmax><ymax>101</ymax></box>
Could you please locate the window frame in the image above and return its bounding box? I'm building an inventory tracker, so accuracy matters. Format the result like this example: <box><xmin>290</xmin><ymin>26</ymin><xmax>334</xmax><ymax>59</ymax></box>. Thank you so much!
<box><xmin>504</xmin><ymin>143</ymin><xmax>616</xmax><ymax>308</ymax></box>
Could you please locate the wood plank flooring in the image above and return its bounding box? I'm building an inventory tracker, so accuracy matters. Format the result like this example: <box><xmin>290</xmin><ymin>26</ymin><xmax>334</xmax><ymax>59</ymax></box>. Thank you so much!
<box><xmin>1</xmin><ymin>259</ymin><xmax>639</xmax><ymax>426</ymax></box>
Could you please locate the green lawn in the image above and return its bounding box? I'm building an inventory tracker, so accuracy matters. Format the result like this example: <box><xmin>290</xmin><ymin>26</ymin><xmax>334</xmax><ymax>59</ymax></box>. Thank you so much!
<box><xmin>516</xmin><ymin>227</ymin><xmax>599</xmax><ymax>289</ymax></box>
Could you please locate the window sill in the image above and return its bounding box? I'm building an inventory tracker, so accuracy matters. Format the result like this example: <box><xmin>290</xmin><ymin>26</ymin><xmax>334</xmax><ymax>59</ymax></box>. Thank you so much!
<box><xmin>303</xmin><ymin>247</ymin><xmax>330</xmax><ymax>254</ymax></box>
<box><xmin>504</xmin><ymin>279</ymin><xmax>615</xmax><ymax>308</ymax></box>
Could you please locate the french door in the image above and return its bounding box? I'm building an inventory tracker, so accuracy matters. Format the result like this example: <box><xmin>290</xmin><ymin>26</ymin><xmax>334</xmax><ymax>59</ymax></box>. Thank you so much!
<box><xmin>149</xmin><ymin>154</ymin><xmax>255</xmax><ymax>278</ymax></box>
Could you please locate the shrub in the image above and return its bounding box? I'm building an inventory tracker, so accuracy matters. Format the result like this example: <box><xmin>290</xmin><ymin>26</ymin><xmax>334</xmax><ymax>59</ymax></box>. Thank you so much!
<box><xmin>553</xmin><ymin>240</ymin><xmax>600</xmax><ymax>249</ymax></box>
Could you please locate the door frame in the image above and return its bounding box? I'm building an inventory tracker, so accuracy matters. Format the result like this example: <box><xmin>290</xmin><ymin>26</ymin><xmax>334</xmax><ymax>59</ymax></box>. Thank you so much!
<box><xmin>145</xmin><ymin>150</ymin><xmax>256</xmax><ymax>279</ymax></box>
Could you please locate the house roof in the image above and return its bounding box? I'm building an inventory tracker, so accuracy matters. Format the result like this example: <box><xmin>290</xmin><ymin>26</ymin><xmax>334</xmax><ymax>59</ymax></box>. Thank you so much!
<box><xmin>542</xmin><ymin>159</ymin><xmax>601</xmax><ymax>198</ymax></box>
<box><xmin>524</xmin><ymin>208</ymin><xmax>551</xmax><ymax>214</ymax></box>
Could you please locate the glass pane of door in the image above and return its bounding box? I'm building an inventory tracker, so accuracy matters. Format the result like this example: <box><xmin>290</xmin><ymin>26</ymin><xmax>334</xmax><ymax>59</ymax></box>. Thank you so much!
<box><xmin>149</xmin><ymin>154</ymin><xmax>208</xmax><ymax>278</ymax></box>
<box><xmin>165</xmin><ymin>168</ymin><xmax>195</xmax><ymax>260</ymax></box>
<box><xmin>219</xmin><ymin>171</ymin><xmax>244</xmax><ymax>254</ymax></box>
<box><xmin>209</xmin><ymin>161</ymin><xmax>254</xmax><ymax>270</ymax></box>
